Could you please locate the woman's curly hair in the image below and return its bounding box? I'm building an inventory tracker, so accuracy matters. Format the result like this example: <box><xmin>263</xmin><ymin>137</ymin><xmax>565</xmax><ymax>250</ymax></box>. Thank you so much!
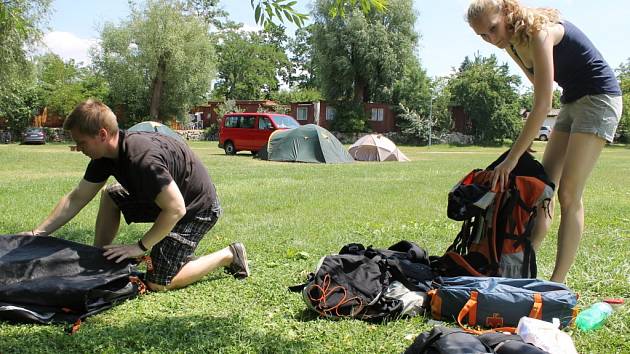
<box><xmin>467</xmin><ymin>0</ymin><xmax>560</xmax><ymax>45</ymax></box>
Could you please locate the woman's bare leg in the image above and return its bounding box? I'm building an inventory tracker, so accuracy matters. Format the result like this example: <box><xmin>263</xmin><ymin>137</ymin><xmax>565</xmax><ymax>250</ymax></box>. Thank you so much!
<box><xmin>550</xmin><ymin>132</ymin><xmax>606</xmax><ymax>283</ymax></box>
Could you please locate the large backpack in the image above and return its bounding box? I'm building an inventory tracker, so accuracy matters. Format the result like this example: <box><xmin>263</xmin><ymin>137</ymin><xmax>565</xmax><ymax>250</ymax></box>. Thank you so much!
<box><xmin>432</xmin><ymin>151</ymin><xmax>555</xmax><ymax>278</ymax></box>
<box><xmin>0</xmin><ymin>235</ymin><xmax>146</xmax><ymax>333</ymax></box>
<box><xmin>290</xmin><ymin>241</ymin><xmax>435</xmax><ymax>321</ymax></box>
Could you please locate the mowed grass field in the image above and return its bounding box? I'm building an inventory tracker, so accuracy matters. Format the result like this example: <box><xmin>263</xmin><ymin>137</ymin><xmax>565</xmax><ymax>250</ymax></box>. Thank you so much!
<box><xmin>0</xmin><ymin>141</ymin><xmax>628</xmax><ymax>353</ymax></box>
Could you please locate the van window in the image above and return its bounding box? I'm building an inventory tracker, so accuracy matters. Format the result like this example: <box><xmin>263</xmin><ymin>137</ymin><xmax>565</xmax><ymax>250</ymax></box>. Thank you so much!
<box><xmin>225</xmin><ymin>116</ymin><xmax>240</xmax><ymax>128</ymax></box>
<box><xmin>241</xmin><ymin>116</ymin><xmax>255</xmax><ymax>128</ymax></box>
<box><xmin>259</xmin><ymin>117</ymin><xmax>273</xmax><ymax>130</ymax></box>
<box><xmin>271</xmin><ymin>115</ymin><xmax>300</xmax><ymax>129</ymax></box>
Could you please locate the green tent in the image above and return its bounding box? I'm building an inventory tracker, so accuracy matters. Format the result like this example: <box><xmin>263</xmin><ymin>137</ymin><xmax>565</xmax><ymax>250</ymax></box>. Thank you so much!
<box><xmin>259</xmin><ymin>124</ymin><xmax>354</xmax><ymax>163</ymax></box>
<box><xmin>127</xmin><ymin>121</ymin><xmax>185</xmax><ymax>142</ymax></box>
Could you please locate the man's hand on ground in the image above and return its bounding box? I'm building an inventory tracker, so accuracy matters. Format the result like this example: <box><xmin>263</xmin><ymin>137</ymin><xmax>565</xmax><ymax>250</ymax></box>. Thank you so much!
<box><xmin>103</xmin><ymin>244</ymin><xmax>145</xmax><ymax>263</ymax></box>
<box><xmin>15</xmin><ymin>230</ymin><xmax>46</xmax><ymax>236</ymax></box>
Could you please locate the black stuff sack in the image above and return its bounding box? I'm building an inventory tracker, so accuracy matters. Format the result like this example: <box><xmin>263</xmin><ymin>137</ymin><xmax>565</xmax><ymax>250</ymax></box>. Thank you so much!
<box><xmin>404</xmin><ymin>326</ymin><xmax>550</xmax><ymax>354</ymax></box>
<box><xmin>0</xmin><ymin>235</ymin><xmax>145</xmax><ymax>332</ymax></box>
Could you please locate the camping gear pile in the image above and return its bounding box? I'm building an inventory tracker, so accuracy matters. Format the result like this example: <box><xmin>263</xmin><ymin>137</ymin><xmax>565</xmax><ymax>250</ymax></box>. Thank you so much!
<box><xmin>292</xmin><ymin>150</ymin><xmax>579</xmax><ymax>352</ymax></box>
<box><xmin>290</xmin><ymin>241</ymin><xmax>434</xmax><ymax>321</ymax></box>
<box><xmin>348</xmin><ymin>134</ymin><xmax>410</xmax><ymax>162</ymax></box>
<box><xmin>0</xmin><ymin>235</ymin><xmax>145</xmax><ymax>333</ymax></box>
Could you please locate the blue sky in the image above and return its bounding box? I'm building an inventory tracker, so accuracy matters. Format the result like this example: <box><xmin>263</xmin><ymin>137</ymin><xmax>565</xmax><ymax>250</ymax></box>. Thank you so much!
<box><xmin>44</xmin><ymin>0</ymin><xmax>629</xmax><ymax>89</ymax></box>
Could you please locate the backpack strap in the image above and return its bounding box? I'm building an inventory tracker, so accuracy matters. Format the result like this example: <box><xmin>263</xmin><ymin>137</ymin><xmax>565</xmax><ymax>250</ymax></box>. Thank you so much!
<box><xmin>444</xmin><ymin>252</ymin><xmax>484</xmax><ymax>277</ymax></box>
<box><xmin>288</xmin><ymin>272</ymin><xmax>315</xmax><ymax>292</ymax></box>
<box><xmin>488</xmin><ymin>191</ymin><xmax>505</xmax><ymax>269</ymax></box>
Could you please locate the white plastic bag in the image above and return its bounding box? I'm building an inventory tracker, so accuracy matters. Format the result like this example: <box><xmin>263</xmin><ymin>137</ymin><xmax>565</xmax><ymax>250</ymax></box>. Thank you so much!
<box><xmin>516</xmin><ymin>316</ymin><xmax>577</xmax><ymax>354</ymax></box>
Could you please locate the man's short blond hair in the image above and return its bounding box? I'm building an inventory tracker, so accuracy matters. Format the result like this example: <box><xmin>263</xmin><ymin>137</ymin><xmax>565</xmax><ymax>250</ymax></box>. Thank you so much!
<box><xmin>64</xmin><ymin>99</ymin><xmax>119</xmax><ymax>136</ymax></box>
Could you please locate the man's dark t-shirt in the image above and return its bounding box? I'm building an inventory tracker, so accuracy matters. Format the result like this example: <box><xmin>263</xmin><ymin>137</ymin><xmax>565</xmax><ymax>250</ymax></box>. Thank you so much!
<box><xmin>84</xmin><ymin>131</ymin><xmax>219</xmax><ymax>222</ymax></box>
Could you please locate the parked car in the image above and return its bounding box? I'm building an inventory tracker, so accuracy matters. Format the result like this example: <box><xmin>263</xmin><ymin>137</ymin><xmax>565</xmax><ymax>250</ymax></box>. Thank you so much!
<box><xmin>537</xmin><ymin>126</ymin><xmax>551</xmax><ymax>141</ymax></box>
<box><xmin>22</xmin><ymin>127</ymin><xmax>46</xmax><ymax>145</ymax></box>
<box><xmin>0</xmin><ymin>130</ymin><xmax>11</xmax><ymax>144</ymax></box>
<box><xmin>218</xmin><ymin>113</ymin><xmax>300</xmax><ymax>155</ymax></box>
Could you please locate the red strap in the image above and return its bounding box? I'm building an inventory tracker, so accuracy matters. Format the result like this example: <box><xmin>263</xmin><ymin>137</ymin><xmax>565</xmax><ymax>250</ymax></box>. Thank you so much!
<box><xmin>529</xmin><ymin>293</ymin><xmax>543</xmax><ymax>319</ymax></box>
<box><xmin>130</xmin><ymin>275</ymin><xmax>148</xmax><ymax>295</ymax></box>
<box><xmin>446</xmin><ymin>252</ymin><xmax>484</xmax><ymax>277</ymax></box>
<box><xmin>457</xmin><ymin>291</ymin><xmax>478</xmax><ymax>328</ymax></box>
<box><xmin>69</xmin><ymin>319</ymin><xmax>82</xmax><ymax>335</ymax></box>
<box><xmin>428</xmin><ymin>289</ymin><xmax>442</xmax><ymax>320</ymax></box>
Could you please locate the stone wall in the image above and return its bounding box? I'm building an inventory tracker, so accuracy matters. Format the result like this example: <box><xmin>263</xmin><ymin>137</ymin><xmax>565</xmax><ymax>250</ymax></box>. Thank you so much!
<box><xmin>177</xmin><ymin>130</ymin><xmax>208</xmax><ymax>141</ymax></box>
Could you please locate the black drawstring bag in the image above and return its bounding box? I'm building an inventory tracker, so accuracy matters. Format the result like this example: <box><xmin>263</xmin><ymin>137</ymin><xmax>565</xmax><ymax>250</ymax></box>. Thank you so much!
<box><xmin>0</xmin><ymin>235</ymin><xmax>145</xmax><ymax>332</ymax></box>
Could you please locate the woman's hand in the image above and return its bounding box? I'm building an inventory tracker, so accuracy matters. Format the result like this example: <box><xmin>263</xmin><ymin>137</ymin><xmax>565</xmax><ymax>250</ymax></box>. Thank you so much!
<box><xmin>491</xmin><ymin>158</ymin><xmax>517</xmax><ymax>192</ymax></box>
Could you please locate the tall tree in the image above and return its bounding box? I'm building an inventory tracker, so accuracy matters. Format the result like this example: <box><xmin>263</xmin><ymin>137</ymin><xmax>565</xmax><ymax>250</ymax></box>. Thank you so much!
<box><xmin>213</xmin><ymin>28</ymin><xmax>289</xmax><ymax>99</ymax></box>
<box><xmin>0</xmin><ymin>0</ymin><xmax>50</xmax><ymax>81</ymax></box>
<box><xmin>449</xmin><ymin>54</ymin><xmax>522</xmax><ymax>143</ymax></box>
<box><xmin>35</xmin><ymin>53</ymin><xmax>109</xmax><ymax>118</ymax></box>
<box><xmin>93</xmin><ymin>0</ymin><xmax>216</xmax><ymax>123</ymax></box>
<box><xmin>0</xmin><ymin>0</ymin><xmax>50</xmax><ymax>135</ymax></box>
<box><xmin>311</xmin><ymin>0</ymin><xmax>424</xmax><ymax>131</ymax></box>
<box><xmin>287</xmin><ymin>25</ymin><xmax>318</xmax><ymax>89</ymax></box>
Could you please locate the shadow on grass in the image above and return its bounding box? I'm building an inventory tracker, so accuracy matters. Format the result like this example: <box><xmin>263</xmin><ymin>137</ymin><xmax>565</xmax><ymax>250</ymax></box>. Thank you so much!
<box><xmin>605</xmin><ymin>142</ymin><xmax>630</xmax><ymax>149</ymax></box>
<box><xmin>1</xmin><ymin>314</ymin><xmax>313</xmax><ymax>353</ymax></box>
<box><xmin>293</xmin><ymin>308</ymin><xmax>321</xmax><ymax>322</ymax></box>
<box><xmin>209</xmin><ymin>152</ymin><xmax>258</xmax><ymax>157</ymax></box>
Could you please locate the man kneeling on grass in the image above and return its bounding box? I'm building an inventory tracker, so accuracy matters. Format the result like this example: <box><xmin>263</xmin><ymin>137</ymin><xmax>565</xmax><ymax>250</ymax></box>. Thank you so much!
<box><xmin>18</xmin><ymin>99</ymin><xmax>249</xmax><ymax>291</ymax></box>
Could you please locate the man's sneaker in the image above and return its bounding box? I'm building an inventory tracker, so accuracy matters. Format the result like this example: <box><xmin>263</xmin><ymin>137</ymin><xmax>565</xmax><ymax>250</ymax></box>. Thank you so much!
<box><xmin>225</xmin><ymin>242</ymin><xmax>250</xmax><ymax>279</ymax></box>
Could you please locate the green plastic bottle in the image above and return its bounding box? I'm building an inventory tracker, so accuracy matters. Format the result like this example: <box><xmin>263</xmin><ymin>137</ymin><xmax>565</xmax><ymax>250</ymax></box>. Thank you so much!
<box><xmin>575</xmin><ymin>301</ymin><xmax>613</xmax><ymax>331</ymax></box>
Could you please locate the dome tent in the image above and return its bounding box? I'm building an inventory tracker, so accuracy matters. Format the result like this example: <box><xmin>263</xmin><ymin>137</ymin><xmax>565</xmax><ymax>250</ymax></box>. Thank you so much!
<box><xmin>258</xmin><ymin>124</ymin><xmax>354</xmax><ymax>163</ymax></box>
<box><xmin>127</xmin><ymin>121</ymin><xmax>184</xmax><ymax>142</ymax></box>
<box><xmin>348</xmin><ymin>134</ymin><xmax>410</xmax><ymax>162</ymax></box>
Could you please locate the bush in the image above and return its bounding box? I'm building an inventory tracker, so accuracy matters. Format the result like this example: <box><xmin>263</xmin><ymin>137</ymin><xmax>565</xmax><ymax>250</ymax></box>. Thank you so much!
<box><xmin>330</xmin><ymin>101</ymin><xmax>368</xmax><ymax>133</ymax></box>
<box><xmin>204</xmin><ymin>123</ymin><xmax>219</xmax><ymax>141</ymax></box>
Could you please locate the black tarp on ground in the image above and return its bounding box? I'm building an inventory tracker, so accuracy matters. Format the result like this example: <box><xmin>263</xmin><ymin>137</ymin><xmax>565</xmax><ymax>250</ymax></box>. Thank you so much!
<box><xmin>0</xmin><ymin>235</ymin><xmax>144</xmax><ymax>325</ymax></box>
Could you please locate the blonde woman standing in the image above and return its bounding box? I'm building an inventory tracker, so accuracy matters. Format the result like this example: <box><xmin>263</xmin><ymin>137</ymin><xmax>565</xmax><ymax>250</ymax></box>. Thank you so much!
<box><xmin>467</xmin><ymin>0</ymin><xmax>622</xmax><ymax>283</ymax></box>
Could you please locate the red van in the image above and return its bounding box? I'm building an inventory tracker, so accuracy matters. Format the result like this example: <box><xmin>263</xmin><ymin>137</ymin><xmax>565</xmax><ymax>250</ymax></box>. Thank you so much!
<box><xmin>218</xmin><ymin>112</ymin><xmax>301</xmax><ymax>155</ymax></box>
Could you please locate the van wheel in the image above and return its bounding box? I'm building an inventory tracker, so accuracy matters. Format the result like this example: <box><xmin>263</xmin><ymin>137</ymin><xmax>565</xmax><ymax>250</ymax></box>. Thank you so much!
<box><xmin>224</xmin><ymin>141</ymin><xmax>236</xmax><ymax>155</ymax></box>
<box><xmin>539</xmin><ymin>134</ymin><xmax>548</xmax><ymax>141</ymax></box>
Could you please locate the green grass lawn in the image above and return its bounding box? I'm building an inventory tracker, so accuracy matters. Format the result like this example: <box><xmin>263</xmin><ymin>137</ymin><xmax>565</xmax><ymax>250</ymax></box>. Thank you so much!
<box><xmin>0</xmin><ymin>141</ymin><xmax>628</xmax><ymax>353</ymax></box>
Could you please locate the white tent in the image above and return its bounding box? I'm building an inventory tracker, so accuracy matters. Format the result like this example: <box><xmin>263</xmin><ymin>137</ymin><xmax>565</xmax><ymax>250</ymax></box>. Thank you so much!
<box><xmin>348</xmin><ymin>134</ymin><xmax>410</xmax><ymax>162</ymax></box>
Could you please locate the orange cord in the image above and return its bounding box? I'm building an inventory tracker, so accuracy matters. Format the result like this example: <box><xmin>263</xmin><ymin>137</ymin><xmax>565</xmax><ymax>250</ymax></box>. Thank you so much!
<box><xmin>307</xmin><ymin>273</ymin><xmax>365</xmax><ymax>317</ymax></box>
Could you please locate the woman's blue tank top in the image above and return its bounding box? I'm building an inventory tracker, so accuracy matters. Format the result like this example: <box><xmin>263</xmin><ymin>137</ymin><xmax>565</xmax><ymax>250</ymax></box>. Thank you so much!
<box><xmin>553</xmin><ymin>21</ymin><xmax>621</xmax><ymax>103</ymax></box>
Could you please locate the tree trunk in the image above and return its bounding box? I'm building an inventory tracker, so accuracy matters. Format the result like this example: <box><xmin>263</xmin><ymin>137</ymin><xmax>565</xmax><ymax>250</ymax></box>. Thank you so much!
<box><xmin>149</xmin><ymin>56</ymin><xmax>167</xmax><ymax>120</ymax></box>
<box><xmin>353</xmin><ymin>77</ymin><xmax>367</xmax><ymax>103</ymax></box>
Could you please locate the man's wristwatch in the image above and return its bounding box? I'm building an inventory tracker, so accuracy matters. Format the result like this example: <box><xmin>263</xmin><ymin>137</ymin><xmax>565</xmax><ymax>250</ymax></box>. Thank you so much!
<box><xmin>137</xmin><ymin>239</ymin><xmax>149</xmax><ymax>252</ymax></box>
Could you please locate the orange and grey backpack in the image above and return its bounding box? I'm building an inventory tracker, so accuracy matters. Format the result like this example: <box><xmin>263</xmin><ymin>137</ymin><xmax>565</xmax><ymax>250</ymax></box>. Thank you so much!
<box><xmin>431</xmin><ymin>150</ymin><xmax>555</xmax><ymax>278</ymax></box>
